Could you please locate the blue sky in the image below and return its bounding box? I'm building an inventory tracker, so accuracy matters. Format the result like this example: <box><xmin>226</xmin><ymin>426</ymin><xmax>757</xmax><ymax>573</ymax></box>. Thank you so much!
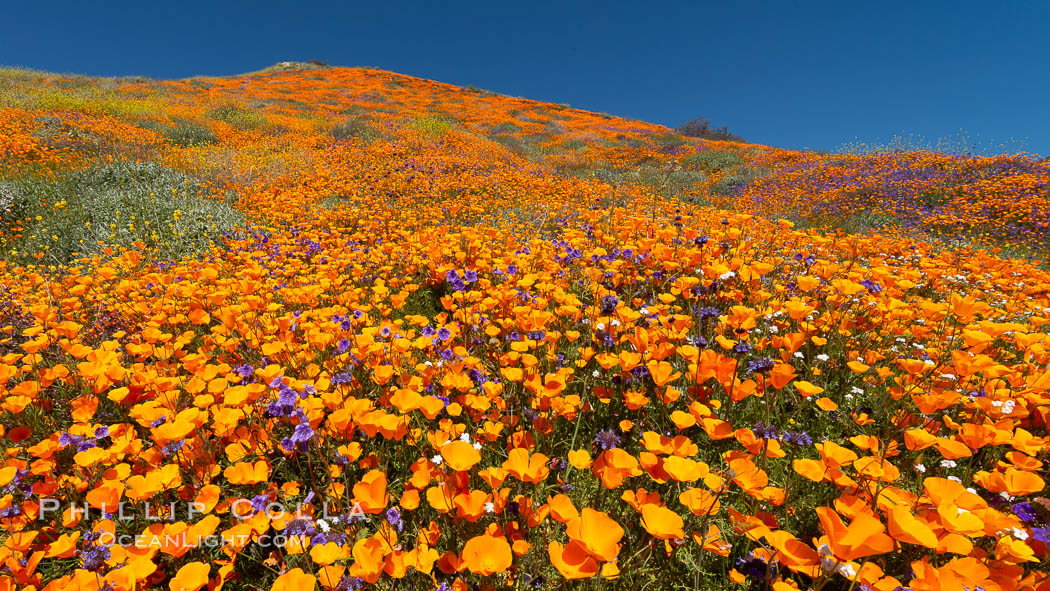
<box><xmin>4</xmin><ymin>1</ymin><xmax>1047</xmax><ymax>155</ymax></box>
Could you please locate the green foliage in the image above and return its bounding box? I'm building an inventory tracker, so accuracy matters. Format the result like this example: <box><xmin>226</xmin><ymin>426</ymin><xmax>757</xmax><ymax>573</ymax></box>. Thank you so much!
<box><xmin>408</xmin><ymin>116</ymin><xmax>452</xmax><ymax>136</ymax></box>
<box><xmin>162</xmin><ymin>119</ymin><xmax>219</xmax><ymax>147</ymax></box>
<box><xmin>610</xmin><ymin>136</ymin><xmax>647</xmax><ymax>150</ymax></box>
<box><xmin>207</xmin><ymin>104</ymin><xmax>266</xmax><ymax>130</ymax></box>
<box><xmin>565</xmin><ymin>163</ymin><xmax>709</xmax><ymax>205</ymax></box>
<box><xmin>683</xmin><ymin>150</ymin><xmax>744</xmax><ymax>173</ymax></box>
<box><xmin>0</xmin><ymin>67</ymin><xmax>45</xmax><ymax>81</ymax></box>
<box><xmin>330</xmin><ymin>117</ymin><xmax>382</xmax><ymax>143</ymax></box>
<box><xmin>487</xmin><ymin>134</ymin><xmax>531</xmax><ymax>158</ymax></box>
<box><xmin>0</xmin><ymin>81</ymin><xmax>157</xmax><ymax>118</ymax></box>
<box><xmin>486</xmin><ymin>134</ymin><xmax>561</xmax><ymax>163</ymax></box>
<box><xmin>2</xmin><ymin>162</ymin><xmax>245</xmax><ymax>266</ymax></box>
<box><xmin>677</xmin><ymin>117</ymin><xmax>745</xmax><ymax>142</ymax></box>
<box><xmin>918</xmin><ymin>190</ymin><xmax>951</xmax><ymax>208</ymax></box>
<box><xmin>652</xmin><ymin>132</ymin><xmax>688</xmax><ymax>151</ymax></box>
<box><xmin>30</xmin><ymin>116</ymin><xmax>113</xmax><ymax>157</ymax></box>
<box><xmin>638</xmin><ymin>166</ymin><xmax>708</xmax><ymax>202</ymax></box>
<box><xmin>0</xmin><ymin>181</ymin><xmax>22</xmax><ymax>222</ymax></box>
<box><xmin>710</xmin><ymin>168</ymin><xmax>765</xmax><ymax>196</ymax></box>
<box><xmin>462</xmin><ymin>84</ymin><xmax>504</xmax><ymax>98</ymax></box>
<box><xmin>397</xmin><ymin>284</ymin><xmax>446</xmax><ymax>319</ymax></box>
<box><xmin>488</xmin><ymin>122</ymin><xmax>520</xmax><ymax>135</ymax></box>
<box><xmin>788</xmin><ymin>209</ymin><xmax>899</xmax><ymax>235</ymax></box>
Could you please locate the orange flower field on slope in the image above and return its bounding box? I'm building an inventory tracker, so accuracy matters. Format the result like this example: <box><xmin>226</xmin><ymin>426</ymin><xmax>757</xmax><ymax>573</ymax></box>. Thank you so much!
<box><xmin>0</xmin><ymin>65</ymin><xmax>1048</xmax><ymax>590</ymax></box>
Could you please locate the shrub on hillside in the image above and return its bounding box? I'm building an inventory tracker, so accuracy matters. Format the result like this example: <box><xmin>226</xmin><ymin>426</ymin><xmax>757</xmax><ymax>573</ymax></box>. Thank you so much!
<box><xmin>683</xmin><ymin>150</ymin><xmax>744</xmax><ymax>173</ymax></box>
<box><xmin>207</xmin><ymin>104</ymin><xmax>266</xmax><ymax>130</ymax></box>
<box><xmin>2</xmin><ymin>162</ymin><xmax>244</xmax><ymax>265</ymax></box>
<box><xmin>652</xmin><ymin>132</ymin><xmax>688</xmax><ymax>152</ymax></box>
<box><xmin>163</xmin><ymin>120</ymin><xmax>219</xmax><ymax>147</ymax></box>
<box><xmin>31</xmin><ymin>116</ymin><xmax>113</xmax><ymax>157</ymax></box>
<box><xmin>0</xmin><ymin>182</ymin><xmax>20</xmax><ymax>221</ymax></box>
<box><xmin>677</xmin><ymin>117</ymin><xmax>744</xmax><ymax>142</ymax></box>
<box><xmin>488</xmin><ymin>122</ymin><xmax>520</xmax><ymax>135</ymax></box>
<box><xmin>330</xmin><ymin>117</ymin><xmax>381</xmax><ymax>143</ymax></box>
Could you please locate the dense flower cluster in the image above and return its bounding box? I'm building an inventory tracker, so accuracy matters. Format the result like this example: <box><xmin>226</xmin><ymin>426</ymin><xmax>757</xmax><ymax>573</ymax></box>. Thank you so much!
<box><xmin>0</xmin><ymin>65</ymin><xmax>1048</xmax><ymax>590</ymax></box>
<box><xmin>718</xmin><ymin>150</ymin><xmax>1050</xmax><ymax>255</ymax></box>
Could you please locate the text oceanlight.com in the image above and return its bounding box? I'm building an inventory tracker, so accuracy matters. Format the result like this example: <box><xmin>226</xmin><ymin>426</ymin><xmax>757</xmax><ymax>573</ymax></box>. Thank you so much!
<box><xmin>37</xmin><ymin>500</ymin><xmax>364</xmax><ymax>521</ymax></box>
<box><xmin>95</xmin><ymin>532</ymin><xmax>312</xmax><ymax>548</ymax></box>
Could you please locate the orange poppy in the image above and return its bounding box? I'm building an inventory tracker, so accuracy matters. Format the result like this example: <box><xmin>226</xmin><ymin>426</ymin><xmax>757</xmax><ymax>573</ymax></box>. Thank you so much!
<box><xmin>460</xmin><ymin>533</ymin><xmax>513</xmax><ymax>575</ymax></box>
<box><xmin>640</xmin><ymin>504</ymin><xmax>685</xmax><ymax>540</ymax></box>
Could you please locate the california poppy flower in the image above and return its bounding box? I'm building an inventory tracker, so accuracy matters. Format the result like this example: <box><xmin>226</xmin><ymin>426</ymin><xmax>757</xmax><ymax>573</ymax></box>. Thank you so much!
<box><xmin>460</xmin><ymin>533</ymin><xmax>513</xmax><ymax>575</ymax></box>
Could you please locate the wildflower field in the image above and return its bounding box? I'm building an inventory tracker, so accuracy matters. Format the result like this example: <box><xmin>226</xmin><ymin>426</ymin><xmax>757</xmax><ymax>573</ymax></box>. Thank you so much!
<box><xmin>1</xmin><ymin>63</ymin><xmax>1049</xmax><ymax>591</ymax></box>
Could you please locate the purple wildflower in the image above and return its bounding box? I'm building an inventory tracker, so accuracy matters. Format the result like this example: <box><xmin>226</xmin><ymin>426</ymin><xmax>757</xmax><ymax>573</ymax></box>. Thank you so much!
<box><xmin>385</xmin><ymin>507</ymin><xmax>403</xmax><ymax>532</ymax></box>
<box><xmin>595</xmin><ymin>429</ymin><xmax>620</xmax><ymax>450</ymax></box>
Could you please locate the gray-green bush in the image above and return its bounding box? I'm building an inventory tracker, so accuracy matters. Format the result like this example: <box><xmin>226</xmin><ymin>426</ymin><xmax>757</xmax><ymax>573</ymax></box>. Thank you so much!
<box><xmin>652</xmin><ymin>132</ymin><xmax>688</xmax><ymax>152</ymax></box>
<box><xmin>2</xmin><ymin>162</ymin><xmax>245</xmax><ymax>266</ymax></box>
<box><xmin>488</xmin><ymin>122</ymin><xmax>520</xmax><ymax>135</ymax></box>
<box><xmin>0</xmin><ymin>181</ymin><xmax>21</xmax><ymax>222</ymax></box>
<box><xmin>683</xmin><ymin>150</ymin><xmax>744</xmax><ymax>173</ymax></box>
<box><xmin>330</xmin><ymin>117</ymin><xmax>381</xmax><ymax>143</ymax></box>
<box><xmin>163</xmin><ymin>120</ymin><xmax>219</xmax><ymax>146</ymax></box>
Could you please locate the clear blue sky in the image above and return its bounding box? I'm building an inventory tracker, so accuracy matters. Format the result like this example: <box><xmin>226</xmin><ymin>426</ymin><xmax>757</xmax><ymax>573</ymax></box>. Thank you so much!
<box><xmin>4</xmin><ymin>1</ymin><xmax>1048</xmax><ymax>155</ymax></box>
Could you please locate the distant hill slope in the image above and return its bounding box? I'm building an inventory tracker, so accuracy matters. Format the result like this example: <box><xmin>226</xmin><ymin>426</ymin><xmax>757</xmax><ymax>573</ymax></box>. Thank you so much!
<box><xmin>0</xmin><ymin>62</ymin><xmax>1047</xmax><ymax>262</ymax></box>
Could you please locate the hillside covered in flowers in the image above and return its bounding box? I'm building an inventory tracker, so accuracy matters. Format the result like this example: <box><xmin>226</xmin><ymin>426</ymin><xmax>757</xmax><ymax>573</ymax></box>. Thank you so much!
<box><xmin>0</xmin><ymin>63</ymin><xmax>1049</xmax><ymax>591</ymax></box>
